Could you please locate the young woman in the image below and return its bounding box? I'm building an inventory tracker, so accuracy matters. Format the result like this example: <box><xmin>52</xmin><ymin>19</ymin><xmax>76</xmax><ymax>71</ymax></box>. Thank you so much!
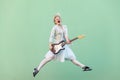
<box><xmin>33</xmin><ymin>14</ymin><xmax>92</xmax><ymax>77</ymax></box>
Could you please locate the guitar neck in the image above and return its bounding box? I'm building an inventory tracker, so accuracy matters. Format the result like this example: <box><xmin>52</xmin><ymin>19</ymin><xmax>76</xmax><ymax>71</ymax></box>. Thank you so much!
<box><xmin>62</xmin><ymin>35</ymin><xmax>84</xmax><ymax>46</ymax></box>
<box><xmin>62</xmin><ymin>37</ymin><xmax>78</xmax><ymax>46</ymax></box>
<box><xmin>70</xmin><ymin>37</ymin><xmax>78</xmax><ymax>42</ymax></box>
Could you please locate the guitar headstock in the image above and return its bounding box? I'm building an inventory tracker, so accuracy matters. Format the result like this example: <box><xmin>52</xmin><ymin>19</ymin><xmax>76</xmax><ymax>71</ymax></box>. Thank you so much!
<box><xmin>77</xmin><ymin>34</ymin><xmax>85</xmax><ymax>39</ymax></box>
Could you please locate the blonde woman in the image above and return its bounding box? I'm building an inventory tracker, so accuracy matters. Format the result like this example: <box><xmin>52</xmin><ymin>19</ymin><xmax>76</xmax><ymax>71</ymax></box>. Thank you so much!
<box><xmin>33</xmin><ymin>14</ymin><xmax>92</xmax><ymax>77</ymax></box>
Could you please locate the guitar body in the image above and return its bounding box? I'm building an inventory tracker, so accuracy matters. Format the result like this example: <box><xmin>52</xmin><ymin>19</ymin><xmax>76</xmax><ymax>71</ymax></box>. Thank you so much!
<box><xmin>51</xmin><ymin>40</ymin><xmax>65</xmax><ymax>54</ymax></box>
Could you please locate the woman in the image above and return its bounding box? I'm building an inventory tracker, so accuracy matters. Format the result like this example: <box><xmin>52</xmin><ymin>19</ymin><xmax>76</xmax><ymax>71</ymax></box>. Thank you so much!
<box><xmin>33</xmin><ymin>14</ymin><xmax>92</xmax><ymax>77</ymax></box>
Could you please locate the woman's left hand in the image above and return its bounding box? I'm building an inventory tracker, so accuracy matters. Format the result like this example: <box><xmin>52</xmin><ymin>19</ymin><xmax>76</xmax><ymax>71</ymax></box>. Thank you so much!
<box><xmin>66</xmin><ymin>40</ymin><xmax>71</xmax><ymax>44</ymax></box>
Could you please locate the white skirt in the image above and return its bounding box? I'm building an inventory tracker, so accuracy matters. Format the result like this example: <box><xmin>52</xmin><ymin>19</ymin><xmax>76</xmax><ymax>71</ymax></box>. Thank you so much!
<box><xmin>45</xmin><ymin>45</ymin><xmax>76</xmax><ymax>62</ymax></box>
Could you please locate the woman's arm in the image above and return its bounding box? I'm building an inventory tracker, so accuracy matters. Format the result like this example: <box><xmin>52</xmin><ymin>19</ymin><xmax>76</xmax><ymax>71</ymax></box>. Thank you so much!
<box><xmin>64</xmin><ymin>25</ymin><xmax>71</xmax><ymax>44</ymax></box>
<box><xmin>49</xmin><ymin>27</ymin><xmax>55</xmax><ymax>50</ymax></box>
<box><xmin>65</xmin><ymin>36</ymin><xmax>71</xmax><ymax>44</ymax></box>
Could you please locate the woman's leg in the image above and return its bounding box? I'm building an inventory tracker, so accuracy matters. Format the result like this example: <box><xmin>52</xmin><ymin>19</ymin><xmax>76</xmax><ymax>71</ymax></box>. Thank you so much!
<box><xmin>33</xmin><ymin>55</ymin><xmax>55</xmax><ymax>77</ymax></box>
<box><xmin>71</xmin><ymin>59</ymin><xmax>92</xmax><ymax>71</ymax></box>
<box><xmin>37</xmin><ymin>56</ymin><xmax>54</xmax><ymax>71</ymax></box>
<box><xmin>71</xmin><ymin>59</ymin><xmax>85</xmax><ymax>68</ymax></box>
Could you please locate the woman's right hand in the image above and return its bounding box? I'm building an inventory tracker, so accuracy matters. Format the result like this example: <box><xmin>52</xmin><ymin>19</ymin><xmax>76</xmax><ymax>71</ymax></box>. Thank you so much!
<box><xmin>49</xmin><ymin>44</ymin><xmax>52</xmax><ymax>50</ymax></box>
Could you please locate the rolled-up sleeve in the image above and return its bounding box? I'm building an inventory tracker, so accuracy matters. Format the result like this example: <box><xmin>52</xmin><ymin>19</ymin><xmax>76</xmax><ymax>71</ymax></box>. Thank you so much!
<box><xmin>49</xmin><ymin>27</ymin><xmax>55</xmax><ymax>43</ymax></box>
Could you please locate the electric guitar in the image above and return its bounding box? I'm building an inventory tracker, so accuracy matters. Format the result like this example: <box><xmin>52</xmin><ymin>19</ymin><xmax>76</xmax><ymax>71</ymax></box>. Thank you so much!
<box><xmin>50</xmin><ymin>35</ymin><xmax>85</xmax><ymax>54</ymax></box>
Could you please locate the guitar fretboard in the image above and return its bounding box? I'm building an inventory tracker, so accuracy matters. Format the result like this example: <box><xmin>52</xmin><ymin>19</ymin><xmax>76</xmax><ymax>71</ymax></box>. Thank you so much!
<box><xmin>70</xmin><ymin>37</ymin><xmax>78</xmax><ymax>42</ymax></box>
<box><xmin>62</xmin><ymin>37</ymin><xmax>78</xmax><ymax>46</ymax></box>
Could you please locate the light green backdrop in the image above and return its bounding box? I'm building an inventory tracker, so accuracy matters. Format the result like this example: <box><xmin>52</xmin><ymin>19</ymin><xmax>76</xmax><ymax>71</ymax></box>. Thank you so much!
<box><xmin>0</xmin><ymin>0</ymin><xmax>120</xmax><ymax>80</ymax></box>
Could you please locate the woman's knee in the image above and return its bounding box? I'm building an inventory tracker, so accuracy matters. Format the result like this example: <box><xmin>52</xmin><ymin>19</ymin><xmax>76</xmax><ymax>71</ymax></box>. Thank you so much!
<box><xmin>71</xmin><ymin>59</ymin><xmax>78</xmax><ymax>64</ymax></box>
<box><xmin>45</xmin><ymin>55</ymin><xmax>55</xmax><ymax>61</ymax></box>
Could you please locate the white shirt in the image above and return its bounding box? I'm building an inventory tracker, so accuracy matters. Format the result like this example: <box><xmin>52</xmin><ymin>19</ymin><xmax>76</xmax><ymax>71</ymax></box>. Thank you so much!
<box><xmin>49</xmin><ymin>25</ymin><xmax>68</xmax><ymax>43</ymax></box>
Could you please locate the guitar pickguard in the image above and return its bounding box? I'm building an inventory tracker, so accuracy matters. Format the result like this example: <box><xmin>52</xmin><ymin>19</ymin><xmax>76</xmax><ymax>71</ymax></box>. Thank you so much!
<box><xmin>51</xmin><ymin>40</ymin><xmax>65</xmax><ymax>54</ymax></box>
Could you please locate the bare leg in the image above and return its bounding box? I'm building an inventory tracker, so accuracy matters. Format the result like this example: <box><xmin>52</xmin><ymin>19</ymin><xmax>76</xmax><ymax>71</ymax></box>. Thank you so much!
<box><xmin>33</xmin><ymin>56</ymin><xmax>54</xmax><ymax>77</ymax></box>
<box><xmin>37</xmin><ymin>56</ymin><xmax>54</xmax><ymax>71</ymax></box>
<box><xmin>71</xmin><ymin>59</ymin><xmax>92</xmax><ymax>71</ymax></box>
<box><xmin>71</xmin><ymin>59</ymin><xmax>85</xmax><ymax>68</ymax></box>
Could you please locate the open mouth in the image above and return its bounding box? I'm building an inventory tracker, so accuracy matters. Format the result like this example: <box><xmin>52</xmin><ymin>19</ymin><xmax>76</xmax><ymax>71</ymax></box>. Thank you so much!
<box><xmin>58</xmin><ymin>21</ymin><xmax>60</xmax><ymax>23</ymax></box>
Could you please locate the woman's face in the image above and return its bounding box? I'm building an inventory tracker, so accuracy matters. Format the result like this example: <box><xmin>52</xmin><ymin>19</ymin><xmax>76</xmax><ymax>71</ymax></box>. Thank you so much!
<box><xmin>54</xmin><ymin>16</ymin><xmax>61</xmax><ymax>25</ymax></box>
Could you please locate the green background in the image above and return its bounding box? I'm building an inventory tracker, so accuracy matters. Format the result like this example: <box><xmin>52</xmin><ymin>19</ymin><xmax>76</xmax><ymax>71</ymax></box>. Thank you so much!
<box><xmin>0</xmin><ymin>0</ymin><xmax>120</xmax><ymax>80</ymax></box>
